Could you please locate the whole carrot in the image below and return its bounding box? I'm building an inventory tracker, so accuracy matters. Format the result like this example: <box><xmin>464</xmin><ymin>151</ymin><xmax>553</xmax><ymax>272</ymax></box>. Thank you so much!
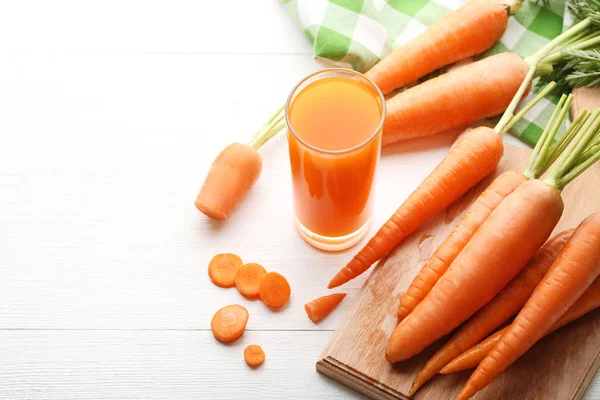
<box><xmin>383</xmin><ymin>52</ymin><xmax>529</xmax><ymax>145</ymax></box>
<box><xmin>366</xmin><ymin>0</ymin><xmax>519</xmax><ymax>94</ymax></box>
<box><xmin>410</xmin><ymin>229</ymin><xmax>573</xmax><ymax>394</ymax></box>
<box><xmin>441</xmin><ymin>276</ymin><xmax>600</xmax><ymax>374</ymax></box>
<box><xmin>458</xmin><ymin>214</ymin><xmax>600</xmax><ymax>400</ymax></box>
<box><xmin>195</xmin><ymin>106</ymin><xmax>284</xmax><ymax>220</ymax></box>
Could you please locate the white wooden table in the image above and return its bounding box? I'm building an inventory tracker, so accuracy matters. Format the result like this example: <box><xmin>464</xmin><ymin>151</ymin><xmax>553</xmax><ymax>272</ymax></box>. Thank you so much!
<box><xmin>0</xmin><ymin>1</ymin><xmax>598</xmax><ymax>399</ymax></box>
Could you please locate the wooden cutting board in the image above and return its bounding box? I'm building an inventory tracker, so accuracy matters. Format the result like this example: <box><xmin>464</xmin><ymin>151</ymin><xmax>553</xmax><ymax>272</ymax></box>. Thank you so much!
<box><xmin>317</xmin><ymin>90</ymin><xmax>600</xmax><ymax>400</ymax></box>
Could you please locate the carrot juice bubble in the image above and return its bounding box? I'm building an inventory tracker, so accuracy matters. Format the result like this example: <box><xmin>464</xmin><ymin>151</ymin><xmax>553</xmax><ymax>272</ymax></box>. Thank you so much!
<box><xmin>285</xmin><ymin>69</ymin><xmax>385</xmax><ymax>251</ymax></box>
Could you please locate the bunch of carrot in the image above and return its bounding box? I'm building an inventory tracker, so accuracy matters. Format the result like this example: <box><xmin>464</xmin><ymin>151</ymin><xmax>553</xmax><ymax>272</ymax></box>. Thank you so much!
<box><xmin>328</xmin><ymin>0</ymin><xmax>600</xmax><ymax>289</ymax></box>
<box><xmin>381</xmin><ymin>99</ymin><xmax>600</xmax><ymax>398</ymax></box>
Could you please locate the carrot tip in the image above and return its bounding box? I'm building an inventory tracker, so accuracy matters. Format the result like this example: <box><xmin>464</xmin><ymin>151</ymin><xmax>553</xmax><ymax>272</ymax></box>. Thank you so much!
<box><xmin>327</xmin><ymin>274</ymin><xmax>344</xmax><ymax>289</ymax></box>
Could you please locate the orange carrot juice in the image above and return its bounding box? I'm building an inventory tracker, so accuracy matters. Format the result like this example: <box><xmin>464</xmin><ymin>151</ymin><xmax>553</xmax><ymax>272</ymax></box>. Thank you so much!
<box><xmin>286</xmin><ymin>69</ymin><xmax>385</xmax><ymax>251</ymax></box>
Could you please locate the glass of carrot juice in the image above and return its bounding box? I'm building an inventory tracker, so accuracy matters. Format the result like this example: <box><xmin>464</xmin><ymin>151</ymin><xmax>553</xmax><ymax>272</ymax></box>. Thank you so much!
<box><xmin>285</xmin><ymin>68</ymin><xmax>385</xmax><ymax>251</ymax></box>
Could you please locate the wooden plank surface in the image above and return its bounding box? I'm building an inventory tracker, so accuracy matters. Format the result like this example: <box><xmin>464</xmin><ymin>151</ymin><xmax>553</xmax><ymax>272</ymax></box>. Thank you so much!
<box><xmin>318</xmin><ymin>142</ymin><xmax>600</xmax><ymax>399</ymax></box>
<box><xmin>0</xmin><ymin>330</ymin><xmax>365</xmax><ymax>400</ymax></box>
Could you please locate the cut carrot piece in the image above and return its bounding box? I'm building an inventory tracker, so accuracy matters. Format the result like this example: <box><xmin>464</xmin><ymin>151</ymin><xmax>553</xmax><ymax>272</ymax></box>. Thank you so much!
<box><xmin>235</xmin><ymin>263</ymin><xmax>267</xmax><ymax>298</ymax></box>
<box><xmin>305</xmin><ymin>293</ymin><xmax>346</xmax><ymax>323</ymax></box>
<box><xmin>259</xmin><ymin>272</ymin><xmax>291</xmax><ymax>307</ymax></box>
<box><xmin>208</xmin><ymin>253</ymin><xmax>243</xmax><ymax>288</ymax></box>
<box><xmin>244</xmin><ymin>345</ymin><xmax>265</xmax><ymax>368</ymax></box>
<box><xmin>211</xmin><ymin>304</ymin><xmax>249</xmax><ymax>343</ymax></box>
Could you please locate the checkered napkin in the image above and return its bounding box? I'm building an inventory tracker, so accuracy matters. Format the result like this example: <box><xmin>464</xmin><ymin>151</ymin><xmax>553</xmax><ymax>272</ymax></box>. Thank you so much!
<box><xmin>282</xmin><ymin>0</ymin><xmax>568</xmax><ymax>146</ymax></box>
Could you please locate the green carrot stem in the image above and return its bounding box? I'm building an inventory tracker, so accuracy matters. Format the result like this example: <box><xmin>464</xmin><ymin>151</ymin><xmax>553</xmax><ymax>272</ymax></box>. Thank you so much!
<box><xmin>523</xmin><ymin>93</ymin><xmax>567</xmax><ymax>179</ymax></box>
<box><xmin>494</xmin><ymin>66</ymin><xmax>536</xmax><ymax>134</ymax></box>
<box><xmin>535</xmin><ymin>63</ymin><xmax>554</xmax><ymax>77</ymax></box>
<box><xmin>527</xmin><ymin>18</ymin><xmax>593</xmax><ymax>65</ymax></box>
<box><xmin>545</xmin><ymin>109</ymin><xmax>600</xmax><ymax>189</ymax></box>
<box><xmin>496</xmin><ymin>18</ymin><xmax>593</xmax><ymax>135</ymax></box>
<box><xmin>558</xmin><ymin>144</ymin><xmax>600</xmax><ymax>188</ymax></box>
<box><xmin>532</xmin><ymin>94</ymin><xmax>573</xmax><ymax>175</ymax></box>
<box><xmin>545</xmin><ymin>110</ymin><xmax>590</xmax><ymax>171</ymax></box>
<box><xmin>248</xmin><ymin>105</ymin><xmax>285</xmax><ymax>150</ymax></box>
<box><xmin>556</xmin><ymin>30</ymin><xmax>593</xmax><ymax>51</ymax></box>
<box><xmin>542</xmin><ymin>31</ymin><xmax>599</xmax><ymax>64</ymax></box>
<box><xmin>544</xmin><ymin>36</ymin><xmax>600</xmax><ymax>66</ymax></box>
<box><xmin>501</xmin><ymin>81</ymin><xmax>557</xmax><ymax>135</ymax></box>
<box><xmin>560</xmin><ymin>110</ymin><xmax>600</xmax><ymax>173</ymax></box>
<box><xmin>578</xmin><ymin>142</ymin><xmax>600</xmax><ymax>165</ymax></box>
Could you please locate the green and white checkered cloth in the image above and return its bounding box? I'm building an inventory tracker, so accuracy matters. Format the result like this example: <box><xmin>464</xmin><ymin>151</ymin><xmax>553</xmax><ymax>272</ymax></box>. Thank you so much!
<box><xmin>282</xmin><ymin>0</ymin><xmax>568</xmax><ymax>146</ymax></box>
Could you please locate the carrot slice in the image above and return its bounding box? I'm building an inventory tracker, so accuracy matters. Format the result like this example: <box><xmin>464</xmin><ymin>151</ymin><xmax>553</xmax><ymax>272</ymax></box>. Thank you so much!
<box><xmin>208</xmin><ymin>253</ymin><xmax>243</xmax><ymax>288</ymax></box>
<box><xmin>211</xmin><ymin>304</ymin><xmax>249</xmax><ymax>343</ymax></box>
<box><xmin>259</xmin><ymin>272</ymin><xmax>291</xmax><ymax>307</ymax></box>
<box><xmin>244</xmin><ymin>345</ymin><xmax>265</xmax><ymax>368</ymax></box>
<box><xmin>305</xmin><ymin>293</ymin><xmax>346</xmax><ymax>323</ymax></box>
<box><xmin>235</xmin><ymin>263</ymin><xmax>267</xmax><ymax>298</ymax></box>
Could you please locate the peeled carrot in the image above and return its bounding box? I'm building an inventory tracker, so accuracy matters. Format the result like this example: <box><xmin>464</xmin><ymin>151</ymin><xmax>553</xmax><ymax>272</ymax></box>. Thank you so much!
<box><xmin>208</xmin><ymin>253</ymin><xmax>243</xmax><ymax>288</ymax></box>
<box><xmin>259</xmin><ymin>272</ymin><xmax>291</xmax><ymax>308</ymax></box>
<box><xmin>235</xmin><ymin>263</ymin><xmax>268</xmax><ymax>299</ymax></box>
<box><xmin>442</xmin><ymin>275</ymin><xmax>600</xmax><ymax>374</ymax></box>
<box><xmin>397</xmin><ymin>171</ymin><xmax>528</xmax><ymax>321</ymax></box>
<box><xmin>305</xmin><ymin>293</ymin><xmax>346</xmax><ymax>323</ymax></box>
<box><xmin>386</xmin><ymin>179</ymin><xmax>564</xmax><ymax>363</ymax></box>
<box><xmin>328</xmin><ymin>126</ymin><xmax>504</xmax><ymax>289</ymax></box>
<box><xmin>244</xmin><ymin>345</ymin><xmax>265</xmax><ymax>368</ymax></box>
<box><xmin>211</xmin><ymin>304</ymin><xmax>249</xmax><ymax>343</ymax></box>
<box><xmin>382</xmin><ymin>52</ymin><xmax>529</xmax><ymax>145</ymax></box>
<box><xmin>458</xmin><ymin>214</ymin><xmax>600</xmax><ymax>400</ymax></box>
<box><xmin>365</xmin><ymin>0</ymin><xmax>516</xmax><ymax>94</ymax></box>
<box><xmin>410</xmin><ymin>229</ymin><xmax>573</xmax><ymax>394</ymax></box>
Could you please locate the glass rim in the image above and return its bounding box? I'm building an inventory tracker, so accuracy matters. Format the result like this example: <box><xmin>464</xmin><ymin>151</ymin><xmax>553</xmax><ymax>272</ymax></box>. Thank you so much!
<box><xmin>285</xmin><ymin>68</ymin><xmax>386</xmax><ymax>155</ymax></box>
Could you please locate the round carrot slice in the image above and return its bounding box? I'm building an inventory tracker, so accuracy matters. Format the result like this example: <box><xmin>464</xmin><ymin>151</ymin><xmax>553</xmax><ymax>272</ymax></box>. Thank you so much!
<box><xmin>211</xmin><ymin>304</ymin><xmax>249</xmax><ymax>343</ymax></box>
<box><xmin>244</xmin><ymin>344</ymin><xmax>265</xmax><ymax>368</ymax></box>
<box><xmin>259</xmin><ymin>272</ymin><xmax>291</xmax><ymax>307</ymax></box>
<box><xmin>208</xmin><ymin>253</ymin><xmax>243</xmax><ymax>288</ymax></box>
<box><xmin>235</xmin><ymin>263</ymin><xmax>267</xmax><ymax>298</ymax></box>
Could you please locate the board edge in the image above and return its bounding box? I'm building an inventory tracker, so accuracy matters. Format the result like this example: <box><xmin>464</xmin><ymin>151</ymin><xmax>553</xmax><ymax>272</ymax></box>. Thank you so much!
<box><xmin>317</xmin><ymin>356</ymin><xmax>410</xmax><ymax>400</ymax></box>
